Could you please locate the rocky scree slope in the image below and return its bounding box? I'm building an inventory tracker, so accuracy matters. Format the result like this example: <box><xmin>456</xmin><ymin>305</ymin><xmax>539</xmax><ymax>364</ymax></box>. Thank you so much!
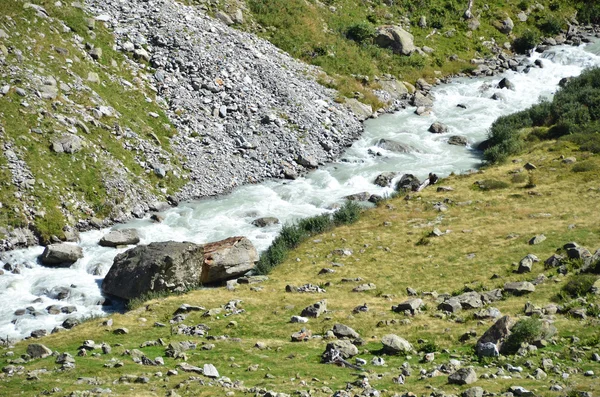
<box><xmin>84</xmin><ymin>0</ymin><xmax>364</xmax><ymax>198</ymax></box>
<box><xmin>0</xmin><ymin>0</ymin><xmax>363</xmax><ymax>249</ymax></box>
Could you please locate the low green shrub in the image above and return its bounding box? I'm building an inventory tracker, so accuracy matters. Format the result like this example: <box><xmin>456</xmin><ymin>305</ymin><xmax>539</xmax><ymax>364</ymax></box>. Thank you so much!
<box><xmin>511</xmin><ymin>173</ymin><xmax>527</xmax><ymax>183</ymax></box>
<box><xmin>538</xmin><ymin>15</ymin><xmax>564</xmax><ymax>35</ymax></box>
<box><xmin>562</xmin><ymin>274</ymin><xmax>599</xmax><ymax>297</ymax></box>
<box><xmin>256</xmin><ymin>202</ymin><xmax>362</xmax><ymax>274</ymax></box>
<box><xmin>513</xmin><ymin>30</ymin><xmax>539</xmax><ymax>54</ymax></box>
<box><xmin>346</xmin><ymin>22</ymin><xmax>375</xmax><ymax>44</ymax></box>
<box><xmin>572</xmin><ymin>161</ymin><xmax>598</xmax><ymax>173</ymax></box>
<box><xmin>477</xmin><ymin>179</ymin><xmax>510</xmax><ymax>191</ymax></box>
<box><xmin>333</xmin><ymin>200</ymin><xmax>362</xmax><ymax>226</ymax></box>
<box><xmin>502</xmin><ymin>318</ymin><xmax>543</xmax><ymax>354</ymax></box>
<box><xmin>297</xmin><ymin>213</ymin><xmax>334</xmax><ymax>234</ymax></box>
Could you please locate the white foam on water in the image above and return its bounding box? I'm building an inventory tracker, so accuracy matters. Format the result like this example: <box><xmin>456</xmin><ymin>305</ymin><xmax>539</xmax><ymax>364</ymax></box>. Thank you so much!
<box><xmin>1</xmin><ymin>43</ymin><xmax>599</xmax><ymax>340</ymax></box>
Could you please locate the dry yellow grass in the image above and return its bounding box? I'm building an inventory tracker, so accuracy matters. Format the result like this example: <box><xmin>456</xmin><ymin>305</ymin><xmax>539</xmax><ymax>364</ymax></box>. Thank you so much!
<box><xmin>2</xmin><ymin>145</ymin><xmax>600</xmax><ymax>396</ymax></box>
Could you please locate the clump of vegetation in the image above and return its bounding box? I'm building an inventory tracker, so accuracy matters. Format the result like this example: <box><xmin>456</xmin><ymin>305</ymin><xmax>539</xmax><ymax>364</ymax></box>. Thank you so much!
<box><xmin>477</xmin><ymin>179</ymin><xmax>510</xmax><ymax>191</ymax></box>
<box><xmin>537</xmin><ymin>15</ymin><xmax>564</xmax><ymax>35</ymax></box>
<box><xmin>333</xmin><ymin>200</ymin><xmax>362</xmax><ymax>226</ymax></box>
<box><xmin>572</xmin><ymin>161</ymin><xmax>598</xmax><ymax>173</ymax></box>
<box><xmin>513</xmin><ymin>30</ymin><xmax>539</xmax><ymax>54</ymax></box>
<box><xmin>511</xmin><ymin>173</ymin><xmax>528</xmax><ymax>183</ymax></box>
<box><xmin>485</xmin><ymin>68</ymin><xmax>600</xmax><ymax>163</ymax></box>
<box><xmin>346</xmin><ymin>22</ymin><xmax>375</xmax><ymax>44</ymax></box>
<box><xmin>256</xmin><ymin>201</ymin><xmax>362</xmax><ymax>274</ymax></box>
<box><xmin>503</xmin><ymin>318</ymin><xmax>543</xmax><ymax>354</ymax></box>
<box><xmin>562</xmin><ymin>274</ymin><xmax>599</xmax><ymax>298</ymax></box>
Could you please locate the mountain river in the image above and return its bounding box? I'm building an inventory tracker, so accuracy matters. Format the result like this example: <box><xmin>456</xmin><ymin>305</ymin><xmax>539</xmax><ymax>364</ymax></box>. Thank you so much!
<box><xmin>1</xmin><ymin>42</ymin><xmax>600</xmax><ymax>340</ymax></box>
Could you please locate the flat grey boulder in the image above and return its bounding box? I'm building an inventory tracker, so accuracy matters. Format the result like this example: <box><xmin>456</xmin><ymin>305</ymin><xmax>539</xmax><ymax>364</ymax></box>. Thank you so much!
<box><xmin>375</xmin><ymin>138</ymin><xmax>414</xmax><ymax>153</ymax></box>
<box><xmin>438</xmin><ymin>298</ymin><xmax>462</xmax><ymax>313</ymax></box>
<box><xmin>51</xmin><ymin>134</ymin><xmax>83</xmax><ymax>154</ymax></box>
<box><xmin>449</xmin><ymin>367</ymin><xmax>478</xmax><ymax>385</ymax></box>
<box><xmin>504</xmin><ymin>281</ymin><xmax>535</xmax><ymax>295</ymax></box>
<box><xmin>392</xmin><ymin>298</ymin><xmax>423</xmax><ymax>313</ymax></box>
<box><xmin>476</xmin><ymin>315</ymin><xmax>515</xmax><ymax>356</ymax></box>
<box><xmin>99</xmin><ymin>229</ymin><xmax>140</xmax><ymax>247</ymax></box>
<box><xmin>102</xmin><ymin>237</ymin><xmax>258</xmax><ymax>300</ymax></box>
<box><xmin>456</xmin><ymin>291</ymin><xmax>483</xmax><ymax>309</ymax></box>
<box><xmin>322</xmin><ymin>339</ymin><xmax>359</xmax><ymax>359</ymax></box>
<box><xmin>374</xmin><ymin>26</ymin><xmax>416</xmax><ymax>55</ymax></box>
<box><xmin>332</xmin><ymin>323</ymin><xmax>360</xmax><ymax>339</ymax></box>
<box><xmin>381</xmin><ymin>334</ymin><xmax>413</xmax><ymax>354</ymax></box>
<box><xmin>412</xmin><ymin>91</ymin><xmax>434</xmax><ymax>107</ymax></box>
<box><xmin>345</xmin><ymin>98</ymin><xmax>373</xmax><ymax>121</ymax></box>
<box><xmin>448</xmin><ymin>135</ymin><xmax>468</xmax><ymax>146</ymax></box>
<box><xmin>39</xmin><ymin>244</ymin><xmax>83</xmax><ymax>267</ymax></box>
<box><xmin>203</xmin><ymin>363</ymin><xmax>219</xmax><ymax>378</ymax></box>
<box><xmin>27</xmin><ymin>344</ymin><xmax>53</xmax><ymax>359</ymax></box>
<box><xmin>251</xmin><ymin>217</ymin><xmax>279</xmax><ymax>227</ymax></box>
<box><xmin>301</xmin><ymin>300</ymin><xmax>327</xmax><ymax>318</ymax></box>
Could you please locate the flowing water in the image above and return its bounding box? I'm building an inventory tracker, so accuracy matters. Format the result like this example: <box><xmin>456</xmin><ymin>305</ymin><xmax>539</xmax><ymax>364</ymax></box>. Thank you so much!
<box><xmin>2</xmin><ymin>43</ymin><xmax>600</xmax><ymax>340</ymax></box>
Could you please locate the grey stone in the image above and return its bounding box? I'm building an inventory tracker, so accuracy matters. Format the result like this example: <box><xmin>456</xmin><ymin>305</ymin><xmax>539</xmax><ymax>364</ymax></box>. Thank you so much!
<box><xmin>332</xmin><ymin>323</ymin><xmax>360</xmax><ymax>339</ymax></box>
<box><xmin>102</xmin><ymin>237</ymin><xmax>258</xmax><ymax>299</ymax></box>
<box><xmin>438</xmin><ymin>298</ymin><xmax>462</xmax><ymax>313</ymax></box>
<box><xmin>374</xmin><ymin>25</ymin><xmax>415</xmax><ymax>55</ymax></box>
<box><xmin>448</xmin><ymin>135</ymin><xmax>468</xmax><ymax>146</ymax></box>
<box><xmin>448</xmin><ymin>367</ymin><xmax>477</xmax><ymax>385</ymax></box>
<box><xmin>203</xmin><ymin>363</ymin><xmax>219</xmax><ymax>378</ymax></box>
<box><xmin>99</xmin><ymin>229</ymin><xmax>140</xmax><ymax>247</ymax></box>
<box><xmin>322</xmin><ymin>339</ymin><xmax>358</xmax><ymax>359</ymax></box>
<box><xmin>462</xmin><ymin>387</ymin><xmax>484</xmax><ymax>397</ymax></box>
<box><xmin>429</xmin><ymin>122</ymin><xmax>448</xmax><ymax>134</ymax></box>
<box><xmin>504</xmin><ymin>281</ymin><xmax>535</xmax><ymax>295</ymax></box>
<box><xmin>381</xmin><ymin>334</ymin><xmax>413</xmax><ymax>354</ymax></box>
<box><xmin>251</xmin><ymin>217</ymin><xmax>279</xmax><ymax>227</ymax></box>
<box><xmin>26</xmin><ymin>344</ymin><xmax>53</xmax><ymax>359</ymax></box>
<box><xmin>529</xmin><ymin>234</ymin><xmax>546</xmax><ymax>245</ymax></box>
<box><xmin>51</xmin><ymin>134</ymin><xmax>83</xmax><ymax>154</ymax></box>
<box><xmin>392</xmin><ymin>298</ymin><xmax>423</xmax><ymax>313</ymax></box>
<box><xmin>301</xmin><ymin>300</ymin><xmax>327</xmax><ymax>318</ymax></box>
<box><xmin>39</xmin><ymin>244</ymin><xmax>83</xmax><ymax>267</ymax></box>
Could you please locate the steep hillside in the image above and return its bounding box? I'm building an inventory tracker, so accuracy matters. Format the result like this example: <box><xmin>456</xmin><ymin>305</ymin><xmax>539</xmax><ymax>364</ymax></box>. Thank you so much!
<box><xmin>0</xmin><ymin>0</ymin><xmax>364</xmax><ymax>248</ymax></box>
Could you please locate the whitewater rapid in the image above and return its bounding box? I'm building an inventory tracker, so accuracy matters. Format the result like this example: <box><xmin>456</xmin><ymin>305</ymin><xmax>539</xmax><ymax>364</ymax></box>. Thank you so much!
<box><xmin>1</xmin><ymin>42</ymin><xmax>600</xmax><ymax>340</ymax></box>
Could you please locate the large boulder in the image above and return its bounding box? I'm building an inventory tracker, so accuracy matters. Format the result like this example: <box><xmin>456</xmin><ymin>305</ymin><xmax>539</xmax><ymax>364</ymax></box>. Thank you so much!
<box><xmin>395</xmin><ymin>174</ymin><xmax>421</xmax><ymax>192</ymax></box>
<box><xmin>381</xmin><ymin>334</ymin><xmax>413</xmax><ymax>354</ymax></box>
<box><xmin>27</xmin><ymin>344</ymin><xmax>53</xmax><ymax>359</ymax></box>
<box><xmin>429</xmin><ymin>122</ymin><xmax>449</xmax><ymax>134</ymax></box>
<box><xmin>375</xmin><ymin>138</ymin><xmax>414</xmax><ymax>153</ymax></box>
<box><xmin>39</xmin><ymin>244</ymin><xmax>83</xmax><ymax>267</ymax></box>
<box><xmin>449</xmin><ymin>367</ymin><xmax>478</xmax><ymax>385</ymax></box>
<box><xmin>345</xmin><ymin>98</ymin><xmax>373</xmax><ymax>121</ymax></box>
<box><xmin>476</xmin><ymin>315</ymin><xmax>515</xmax><ymax>357</ymax></box>
<box><xmin>322</xmin><ymin>339</ymin><xmax>359</xmax><ymax>359</ymax></box>
<box><xmin>374</xmin><ymin>25</ymin><xmax>415</xmax><ymax>55</ymax></box>
<box><xmin>99</xmin><ymin>229</ymin><xmax>140</xmax><ymax>247</ymax></box>
<box><xmin>374</xmin><ymin>172</ymin><xmax>398</xmax><ymax>187</ymax></box>
<box><xmin>51</xmin><ymin>134</ymin><xmax>83</xmax><ymax>154</ymax></box>
<box><xmin>102</xmin><ymin>237</ymin><xmax>258</xmax><ymax>300</ymax></box>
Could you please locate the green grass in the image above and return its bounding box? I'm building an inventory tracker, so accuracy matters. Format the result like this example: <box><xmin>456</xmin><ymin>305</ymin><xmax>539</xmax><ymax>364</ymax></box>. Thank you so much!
<box><xmin>234</xmin><ymin>0</ymin><xmax>578</xmax><ymax>109</ymax></box>
<box><xmin>2</xmin><ymin>143</ymin><xmax>600</xmax><ymax>396</ymax></box>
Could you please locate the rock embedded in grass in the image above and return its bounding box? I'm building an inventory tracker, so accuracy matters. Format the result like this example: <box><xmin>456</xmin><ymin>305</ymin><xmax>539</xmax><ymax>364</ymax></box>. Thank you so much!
<box><xmin>448</xmin><ymin>367</ymin><xmax>478</xmax><ymax>385</ymax></box>
<box><xmin>381</xmin><ymin>334</ymin><xmax>413</xmax><ymax>355</ymax></box>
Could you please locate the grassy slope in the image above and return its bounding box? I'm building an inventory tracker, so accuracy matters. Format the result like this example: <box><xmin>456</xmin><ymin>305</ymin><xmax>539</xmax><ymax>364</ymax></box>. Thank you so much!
<box><xmin>0</xmin><ymin>0</ymin><xmax>186</xmax><ymax>242</ymax></box>
<box><xmin>235</xmin><ymin>0</ymin><xmax>578</xmax><ymax>108</ymax></box>
<box><xmin>2</xmin><ymin>141</ymin><xmax>599</xmax><ymax>396</ymax></box>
